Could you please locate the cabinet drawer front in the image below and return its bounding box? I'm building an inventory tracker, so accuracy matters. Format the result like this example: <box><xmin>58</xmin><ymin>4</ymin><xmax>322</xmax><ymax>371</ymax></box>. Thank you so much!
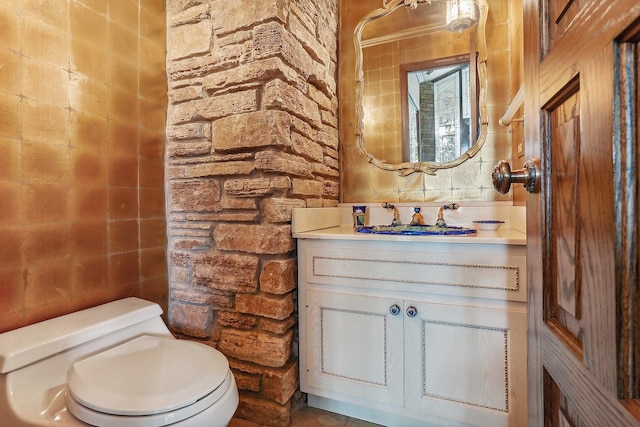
<box><xmin>305</xmin><ymin>246</ymin><xmax>526</xmax><ymax>302</ymax></box>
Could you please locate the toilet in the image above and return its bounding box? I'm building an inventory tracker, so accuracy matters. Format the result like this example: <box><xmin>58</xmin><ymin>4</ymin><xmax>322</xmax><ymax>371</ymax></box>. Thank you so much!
<box><xmin>0</xmin><ymin>297</ymin><xmax>239</xmax><ymax>426</ymax></box>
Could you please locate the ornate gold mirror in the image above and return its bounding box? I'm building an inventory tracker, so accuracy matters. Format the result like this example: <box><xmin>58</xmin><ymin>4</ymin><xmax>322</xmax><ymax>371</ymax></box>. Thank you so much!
<box><xmin>354</xmin><ymin>0</ymin><xmax>488</xmax><ymax>176</ymax></box>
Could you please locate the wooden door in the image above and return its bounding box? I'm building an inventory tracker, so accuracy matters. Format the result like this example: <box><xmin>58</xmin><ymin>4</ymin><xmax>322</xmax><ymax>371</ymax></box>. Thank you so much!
<box><xmin>525</xmin><ymin>0</ymin><xmax>640</xmax><ymax>425</ymax></box>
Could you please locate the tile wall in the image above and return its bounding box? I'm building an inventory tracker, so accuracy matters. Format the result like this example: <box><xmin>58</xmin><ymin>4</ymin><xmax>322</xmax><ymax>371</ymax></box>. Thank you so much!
<box><xmin>0</xmin><ymin>0</ymin><xmax>168</xmax><ymax>332</ymax></box>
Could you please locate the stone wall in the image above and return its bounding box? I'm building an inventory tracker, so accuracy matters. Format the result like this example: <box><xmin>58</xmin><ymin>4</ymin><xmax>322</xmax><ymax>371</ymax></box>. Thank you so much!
<box><xmin>165</xmin><ymin>1</ymin><xmax>338</xmax><ymax>425</ymax></box>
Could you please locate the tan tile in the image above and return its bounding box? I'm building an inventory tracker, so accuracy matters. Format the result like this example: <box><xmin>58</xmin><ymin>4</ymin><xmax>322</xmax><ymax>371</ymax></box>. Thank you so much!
<box><xmin>139</xmin><ymin>187</ymin><xmax>165</xmax><ymax>219</ymax></box>
<box><xmin>108</xmin><ymin>187</ymin><xmax>139</xmax><ymax>220</ymax></box>
<box><xmin>140</xmin><ymin>218</ymin><xmax>167</xmax><ymax>249</ymax></box>
<box><xmin>23</xmin><ymin>297</ymin><xmax>72</xmax><ymax>326</ymax></box>
<box><xmin>23</xmin><ymin>184</ymin><xmax>69</xmax><ymax>224</ymax></box>
<box><xmin>140</xmin><ymin>64</ymin><xmax>168</xmax><ymax>103</ymax></box>
<box><xmin>108</xmin><ymin>121</ymin><xmax>139</xmax><ymax>156</ymax></box>
<box><xmin>0</xmin><ymin>49</ymin><xmax>20</xmax><ymax>95</ymax></box>
<box><xmin>22</xmin><ymin>224</ymin><xmax>70</xmax><ymax>264</ymax></box>
<box><xmin>109</xmin><ymin>22</ymin><xmax>138</xmax><ymax>62</ymax></box>
<box><xmin>0</xmin><ymin>93</ymin><xmax>21</xmax><ymax>139</ymax></box>
<box><xmin>109</xmin><ymin>251</ymin><xmax>140</xmax><ymax>285</ymax></box>
<box><xmin>108</xmin><ymin>220</ymin><xmax>139</xmax><ymax>253</ymax></box>
<box><xmin>487</xmin><ymin>21</ymin><xmax>509</xmax><ymax>53</ymax></box>
<box><xmin>70</xmin><ymin>2</ymin><xmax>107</xmax><ymax>48</ymax></box>
<box><xmin>22</xmin><ymin>0</ymin><xmax>69</xmax><ymax>30</ymax></box>
<box><xmin>71</xmin><ymin>40</ymin><xmax>109</xmax><ymax>83</ymax></box>
<box><xmin>140</xmin><ymin>98</ymin><xmax>167</xmax><ymax>131</ymax></box>
<box><xmin>23</xmin><ymin>141</ymin><xmax>70</xmax><ymax>183</ymax></box>
<box><xmin>108</xmin><ymin>155</ymin><xmax>138</xmax><ymax>187</ymax></box>
<box><xmin>71</xmin><ymin>147</ymin><xmax>107</xmax><ymax>185</ymax></box>
<box><xmin>108</xmin><ymin>56</ymin><xmax>138</xmax><ymax>92</ymax></box>
<box><xmin>109</xmin><ymin>0</ymin><xmax>139</xmax><ymax>33</ymax></box>
<box><xmin>22</xmin><ymin>15</ymin><xmax>69</xmax><ymax>68</ymax></box>
<box><xmin>0</xmin><ymin>228</ymin><xmax>22</xmax><ymax>267</ymax></box>
<box><xmin>22</xmin><ymin>100</ymin><xmax>70</xmax><ymax>145</ymax></box>
<box><xmin>140</xmin><ymin>6</ymin><xmax>166</xmax><ymax>39</ymax></box>
<box><xmin>25</xmin><ymin>261</ymin><xmax>73</xmax><ymax>308</ymax></box>
<box><xmin>140</xmin><ymin>247</ymin><xmax>167</xmax><ymax>279</ymax></box>
<box><xmin>70</xmin><ymin>221</ymin><xmax>108</xmax><ymax>256</ymax></box>
<box><xmin>139</xmin><ymin>276</ymin><xmax>168</xmax><ymax>310</ymax></box>
<box><xmin>74</xmin><ymin>0</ymin><xmax>107</xmax><ymax>15</ymax></box>
<box><xmin>139</xmin><ymin>129</ymin><xmax>165</xmax><ymax>160</ymax></box>
<box><xmin>22</xmin><ymin>58</ymin><xmax>69</xmax><ymax>106</ymax></box>
<box><xmin>139</xmin><ymin>158</ymin><xmax>164</xmax><ymax>188</ymax></box>
<box><xmin>108</xmin><ymin>87</ymin><xmax>139</xmax><ymax>124</ymax></box>
<box><xmin>70</xmin><ymin>186</ymin><xmax>108</xmax><ymax>221</ymax></box>
<box><xmin>0</xmin><ymin>182</ymin><xmax>20</xmax><ymax>225</ymax></box>
<box><xmin>488</xmin><ymin>0</ymin><xmax>509</xmax><ymax>25</ymax></box>
<box><xmin>0</xmin><ymin>138</ymin><xmax>21</xmax><ymax>182</ymax></box>
<box><xmin>69</xmin><ymin>114</ymin><xmax>108</xmax><ymax>157</ymax></box>
<box><xmin>71</xmin><ymin>256</ymin><xmax>109</xmax><ymax>294</ymax></box>
<box><xmin>0</xmin><ymin>4</ymin><xmax>21</xmax><ymax>51</ymax></box>
<box><xmin>0</xmin><ymin>267</ymin><xmax>24</xmax><ymax>315</ymax></box>
<box><xmin>70</xmin><ymin>80</ymin><xmax>109</xmax><ymax>118</ymax></box>
<box><xmin>110</xmin><ymin>280</ymin><xmax>140</xmax><ymax>301</ymax></box>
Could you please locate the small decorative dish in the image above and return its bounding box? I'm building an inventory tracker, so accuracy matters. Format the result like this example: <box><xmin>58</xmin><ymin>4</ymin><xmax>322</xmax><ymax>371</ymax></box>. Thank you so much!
<box><xmin>473</xmin><ymin>220</ymin><xmax>505</xmax><ymax>231</ymax></box>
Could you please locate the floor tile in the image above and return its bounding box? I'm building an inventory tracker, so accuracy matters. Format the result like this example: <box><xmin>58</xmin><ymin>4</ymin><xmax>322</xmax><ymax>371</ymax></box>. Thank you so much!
<box><xmin>229</xmin><ymin>406</ymin><xmax>382</xmax><ymax>427</ymax></box>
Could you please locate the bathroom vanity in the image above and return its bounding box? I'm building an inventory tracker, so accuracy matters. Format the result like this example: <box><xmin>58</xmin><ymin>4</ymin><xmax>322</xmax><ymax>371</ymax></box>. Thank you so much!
<box><xmin>293</xmin><ymin>206</ymin><xmax>527</xmax><ymax>427</ymax></box>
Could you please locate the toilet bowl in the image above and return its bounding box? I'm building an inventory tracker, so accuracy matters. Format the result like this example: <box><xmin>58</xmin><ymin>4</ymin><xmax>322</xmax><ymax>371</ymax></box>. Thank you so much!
<box><xmin>0</xmin><ymin>298</ymin><xmax>239</xmax><ymax>426</ymax></box>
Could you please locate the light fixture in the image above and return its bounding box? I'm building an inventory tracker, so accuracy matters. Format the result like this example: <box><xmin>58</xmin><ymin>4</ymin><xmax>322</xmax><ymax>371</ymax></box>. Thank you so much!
<box><xmin>446</xmin><ymin>0</ymin><xmax>478</xmax><ymax>32</ymax></box>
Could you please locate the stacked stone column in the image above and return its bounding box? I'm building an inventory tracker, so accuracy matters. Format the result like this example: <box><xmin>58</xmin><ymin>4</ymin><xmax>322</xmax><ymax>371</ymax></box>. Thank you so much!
<box><xmin>165</xmin><ymin>1</ymin><xmax>338</xmax><ymax>425</ymax></box>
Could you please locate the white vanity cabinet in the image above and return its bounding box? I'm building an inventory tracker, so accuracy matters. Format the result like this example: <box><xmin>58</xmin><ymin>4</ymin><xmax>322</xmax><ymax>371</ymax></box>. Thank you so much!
<box><xmin>296</xmin><ymin>237</ymin><xmax>527</xmax><ymax>427</ymax></box>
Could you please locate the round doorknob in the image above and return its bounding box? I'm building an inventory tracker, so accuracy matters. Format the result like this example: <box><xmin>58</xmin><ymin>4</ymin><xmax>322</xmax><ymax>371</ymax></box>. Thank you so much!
<box><xmin>389</xmin><ymin>304</ymin><xmax>401</xmax><ymax>316</ymax></box>
<box><xmin>492</xmin><ymin>159</ymin><xmax>540</xmax><ymax>194</ymax></box>
<box><xmin>406</xmin><ymin>306</ymin><xmax>418</xmax><ymax>317</ymax></box>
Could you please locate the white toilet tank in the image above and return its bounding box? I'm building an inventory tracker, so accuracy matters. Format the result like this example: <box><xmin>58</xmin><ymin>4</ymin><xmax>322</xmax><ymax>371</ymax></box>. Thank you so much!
<box><xmin>0</xmin><ymin>298</ymin><xmax>235</xmax><ymax>426</ymax></box>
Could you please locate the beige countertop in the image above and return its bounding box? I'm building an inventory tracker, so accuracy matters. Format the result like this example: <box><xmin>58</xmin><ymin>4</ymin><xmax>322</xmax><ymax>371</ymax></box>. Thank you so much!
<box><xmin>293</xmin><ymin>224</ymin><xmax>526</xmax><ymax>245</ymax></box>
<box><xmin>292</xmin><ymin>206</ymin><xmax>526</xmax><ymax>246</ymax></box>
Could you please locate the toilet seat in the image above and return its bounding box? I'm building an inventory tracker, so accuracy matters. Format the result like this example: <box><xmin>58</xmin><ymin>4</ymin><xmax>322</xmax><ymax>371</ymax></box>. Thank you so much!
<box><xmin>66</xmin><ymin>335</ymin><xmax>231</xmax><ymax>427</ymax></box>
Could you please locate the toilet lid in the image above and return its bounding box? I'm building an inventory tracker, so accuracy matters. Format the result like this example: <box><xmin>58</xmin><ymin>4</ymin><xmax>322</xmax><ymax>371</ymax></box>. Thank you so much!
<box><xmin>67</xmin><ymin>335</ymin><xmax>229</xmax><ymax>416</ymax></box>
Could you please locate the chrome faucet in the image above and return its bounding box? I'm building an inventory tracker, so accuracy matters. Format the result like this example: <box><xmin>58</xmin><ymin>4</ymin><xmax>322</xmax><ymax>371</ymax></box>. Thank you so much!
<box><xmin>436</xmin><ymin>203</ymin><xmax>459</xmax><ymax>227</ymax></box>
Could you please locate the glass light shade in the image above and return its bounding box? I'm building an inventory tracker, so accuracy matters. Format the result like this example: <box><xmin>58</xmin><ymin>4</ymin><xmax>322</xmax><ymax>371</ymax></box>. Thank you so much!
<box><xmin>446</xmin><ymin>0</ymin><xmax>478</xmax><ymax>32</ymax></box>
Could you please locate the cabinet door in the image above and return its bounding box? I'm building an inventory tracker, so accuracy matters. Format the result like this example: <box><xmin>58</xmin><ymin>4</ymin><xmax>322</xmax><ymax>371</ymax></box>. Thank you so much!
<box><xmin>304</xmin><ymin>289</ymin><xmax>404</xmax><ymax>407</ymax></box>
<box><xmin>404</xmin><ymin>301</ymin><xmax>526</xmax><ymax>427</ymax></box>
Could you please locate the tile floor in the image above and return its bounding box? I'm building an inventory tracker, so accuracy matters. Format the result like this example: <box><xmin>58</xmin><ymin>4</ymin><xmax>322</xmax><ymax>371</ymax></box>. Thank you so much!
<box><xmin>229</xmin><ymin>406</ymin><xmax>382</xmax><ymax>427</ymax></box>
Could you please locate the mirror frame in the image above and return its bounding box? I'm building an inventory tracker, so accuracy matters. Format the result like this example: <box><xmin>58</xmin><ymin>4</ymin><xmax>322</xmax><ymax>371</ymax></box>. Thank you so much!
<box><xmin>353</xmin><ymin>0</ymin><xmax>489</xmax><ymax>176</ymax></box>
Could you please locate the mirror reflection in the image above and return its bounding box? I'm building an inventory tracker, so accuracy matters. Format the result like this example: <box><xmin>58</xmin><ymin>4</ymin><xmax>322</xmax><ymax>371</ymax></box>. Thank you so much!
<box><xmin>401</xmin><ymin>55</ymin><xmax>477</xmax><ymax>163</ymax></box>
<box><xmin>354</xmin><ymin>0</ymin><xmax>488</xmax><ymax>176</ymax></box>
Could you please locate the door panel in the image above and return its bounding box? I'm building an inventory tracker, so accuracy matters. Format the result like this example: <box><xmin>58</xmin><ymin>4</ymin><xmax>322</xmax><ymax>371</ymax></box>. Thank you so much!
<box><xmin>543</xmin><ymin>78</ymin><xmax>583</xmax><ymax>356</ymax></box>
<box><xmin>544</xmin><ymin>0</ymin><xmax>589</xmax><ymax>53</ymax></box>
<box><xmin>525</xmin><ymin>0</ymin><xmax>640</xmax><ymax>425</ymax></box>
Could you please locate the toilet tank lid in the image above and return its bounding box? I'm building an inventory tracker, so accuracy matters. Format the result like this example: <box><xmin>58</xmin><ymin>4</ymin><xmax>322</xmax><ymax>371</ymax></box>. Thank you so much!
<box><xmin>0</xmin><ymin>298</ymin><xmax>163</xmax><ymax>374</ymax></box>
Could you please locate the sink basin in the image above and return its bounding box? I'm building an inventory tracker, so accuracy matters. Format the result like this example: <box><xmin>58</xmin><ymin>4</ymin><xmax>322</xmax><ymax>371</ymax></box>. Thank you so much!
<box><xmin>356</xmin><ymin>224</ymin><xmax>477</xmax><ymax>236</ymax></box>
